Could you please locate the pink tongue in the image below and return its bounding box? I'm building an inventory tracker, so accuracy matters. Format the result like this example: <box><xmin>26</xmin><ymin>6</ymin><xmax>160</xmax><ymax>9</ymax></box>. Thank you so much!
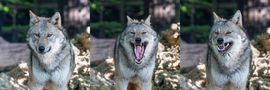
<box><xmin>134</xmin><ymin>45</ymin><xmax>144</xmax><ymax>60</ymax></box>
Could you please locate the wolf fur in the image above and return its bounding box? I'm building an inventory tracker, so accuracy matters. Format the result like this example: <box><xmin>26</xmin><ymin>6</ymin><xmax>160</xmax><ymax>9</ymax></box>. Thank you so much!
<box><xmin>206</xmin><ymin>10</ymin><xmax>252</xmax><ymax>90</ymax></box>
<box><xmin>27</xmin><ymin>11</ymin><xmax>75</xmax><ymax>90</ymax></box>
<box><xmin>114</xmin><ymin>15</ymin><xmax>158</xmax><ymax>90</ymax></box>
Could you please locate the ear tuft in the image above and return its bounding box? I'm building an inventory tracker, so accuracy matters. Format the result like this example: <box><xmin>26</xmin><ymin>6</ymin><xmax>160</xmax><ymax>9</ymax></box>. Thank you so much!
<box><xmin>29</xmin><ymin>10</ymin><xmax>39</xmax><ymax>26</ymax></box>
<box><xmin>127</xmin><ymin>16</ymin><xmax>133</xmax><ymax>25</ymax></box>
<box><xmin>230</xmin><ymin>10</ymin><xmax>243</xmax><ymax>27</ymax></box>
<box><xmin>50</xmin><ymin>12</ymin><xmax>62</xmax><ymax>28</ymax></box>
<box><xmin>213</xmin><ymin>12</ymin><xmax>222</xmax><ymax>23</ymax></box>
<box><xmin>144</xmin><ymin>15</ymin><xmax>151</xmax><ymax>25</ymax></box>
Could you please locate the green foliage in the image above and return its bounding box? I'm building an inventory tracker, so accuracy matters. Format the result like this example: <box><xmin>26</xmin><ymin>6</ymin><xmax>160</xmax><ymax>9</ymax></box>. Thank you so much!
<box><xmin>0</xmin><ymin>3</ymin><xmax>10</xmax><ymax>13</ymax></box>
<box><xmin>1</xmin><ymin>25</ymin><xmax>29</xmax><ymax>42</ymax></box>
<box><xmin>180</xmin><ymin>0</ymin><xmax>212</xmax><ymax>14</ymax></box>
<box><xmin>91</xmin><ymin>22</ymin><xmax>122</xmax><ymax>38</ymax></box>
<box><xmin>181</xmin><ymin>25</ymin><xmax>211</xmax><ymax>43</ymax></box>
<box><xmin>0</xmin><ymin>0</ymin><xmax>33</xmax><ymax>14</ymax></box>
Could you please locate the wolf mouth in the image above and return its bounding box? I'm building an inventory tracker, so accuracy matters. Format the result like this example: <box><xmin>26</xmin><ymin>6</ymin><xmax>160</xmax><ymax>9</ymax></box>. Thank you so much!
<box><xmin>217</xmin><ymin>42</ymin><xmax>233</xmax><ymax>52</ymax></box>
<box><xmin>130</xmin><ymin>42</ymin><xmax>148</xmax><ymax>64</ymax></box>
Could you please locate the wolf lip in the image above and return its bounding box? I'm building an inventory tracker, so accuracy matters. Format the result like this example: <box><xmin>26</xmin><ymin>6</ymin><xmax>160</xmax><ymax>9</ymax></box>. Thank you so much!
<box><xmin>130</xmin><ymin>42</ymin><xmax>148</xmax><ymax>64</ymax></box>
<box><xmin>217</xmin><ymin>42</ymin><xmax>233</xmax><ymax>52</ymax></box>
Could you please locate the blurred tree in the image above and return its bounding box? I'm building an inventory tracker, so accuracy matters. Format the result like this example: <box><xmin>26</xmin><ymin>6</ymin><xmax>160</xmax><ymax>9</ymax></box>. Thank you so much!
<box><xmin>240</xmin><ymin>0</ymin><xmax>270</xmax><ymax>38</ymax></box>
<box><xmin>147</xmin><ymin>0</ymin><xmax>180</xmax><ymax>32</ymax></box>
<box><xmin>58</xmin><ymin>0</ymin><xmax>90</xmax><ymax>38</ymax></box>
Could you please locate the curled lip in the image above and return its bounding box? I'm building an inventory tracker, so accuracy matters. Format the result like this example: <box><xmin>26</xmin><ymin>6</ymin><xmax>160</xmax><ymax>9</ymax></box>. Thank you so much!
<box><xmin>217</xmin><ymin>42</ymin><xmax>233</xmax><ymax>53</ymax></box>
<box><xmin>130</xmin><ymin>41</ymin><xmax>148</xmax><ymax>64</ymax></box>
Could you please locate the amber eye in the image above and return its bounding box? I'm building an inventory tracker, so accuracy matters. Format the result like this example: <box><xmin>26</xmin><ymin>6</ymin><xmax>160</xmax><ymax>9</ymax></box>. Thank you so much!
<box><xmin>214</xmin><ymin>32</ymin><xmax>219</xmax><ymax>35</ymax></box>
<box><xmin>131</xmin><ymin>32</ymin><xmax>135</xmax><ymax>34</ymax></box>
<box><xmin>226</xmin><ymin>32</ymin><xmax>232</xmax><ymax>34</ymax></box>
<box><xmin>35</xmin><ymin>33</ymin><xmax>40</xmax><ymax>37</ymax></box>
<box><xmin>142</xmin><ymin>32</ymin><xmax>146</xmax><ymax>34</ymax></box>
<box><xmin>47</xmin><ymin>34</ymin><xmax>53</xmax><ymax>37</ymax></box>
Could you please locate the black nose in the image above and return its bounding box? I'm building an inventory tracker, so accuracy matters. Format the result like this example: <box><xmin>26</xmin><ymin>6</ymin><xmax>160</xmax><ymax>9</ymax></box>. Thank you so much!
<box><xmin>38</xmin><ymin>46</ymin><xmax>45</xmax><ymax>52</ymax></box>
<box><xmin>135</xmin><ymin>38</ymin><xmax>141</xmax><ymax>43</ymax></box>
<box><xmin>217</xmin><ymin>38</ymin><xmax>224</xmax><ymax>44</ymax></box>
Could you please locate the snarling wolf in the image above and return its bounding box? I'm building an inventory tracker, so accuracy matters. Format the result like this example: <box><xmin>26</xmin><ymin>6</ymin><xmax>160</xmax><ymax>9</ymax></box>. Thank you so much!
<box><xmin>27</xmin><ymin>11</ymin><xmax>75</xmax><ymax>90</ymax></box>
<box><xmin>206</xmin><ymin>10</ymin><xmax>252</xmax><ymax>90</ymax></box>
<box><xmin>114</xmin><ymin>15</ymin><xmax>158</xmax><ymax>90</ymax></box>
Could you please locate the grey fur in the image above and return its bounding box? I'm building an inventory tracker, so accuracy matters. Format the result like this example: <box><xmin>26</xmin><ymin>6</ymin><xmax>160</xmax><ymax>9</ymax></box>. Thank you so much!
<box><xmin>27</xmin><ymin>11</ymin><xmax>75</xmax><ymax>90</ymax></box>
<box><xmin>114</xmin><ymin>15</ymin><xmax>158</xmax><ymax>90</ymax></box>
<box><xmin>206</xmin><ymin>10</ymin><xmax>252</xmax><ymax>90</ymax></box>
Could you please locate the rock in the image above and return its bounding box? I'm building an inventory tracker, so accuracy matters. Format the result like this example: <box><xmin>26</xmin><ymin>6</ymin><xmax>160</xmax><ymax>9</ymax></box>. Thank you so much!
<box><xmin>90</xmin><ymin>37</ymin><xmax>115</xmax><ymax>64</ymax></box>
<box><xmin>0</xmin><ymin>37</ymin><xmax>29</xmax><ymax>72</ymax></box>
<box><xmin>180</xmin><ymin>41</ymin><xmax>207</xmax><ymax>71</ymax></box>
<box><xmin>248</xmin><ymin>45</ymin><xmax>270</xmax><ymax>89</ymax></box>
<box><xmin>0</xmin><ymin>73</ymin><xmax>13</xmax><ymax>90</ymax></box>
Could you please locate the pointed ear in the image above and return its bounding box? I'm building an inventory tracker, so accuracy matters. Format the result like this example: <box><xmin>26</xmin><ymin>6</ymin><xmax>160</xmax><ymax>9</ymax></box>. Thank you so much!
<box><xmin>144</xmin><ymin>15</ymin><xmax>151</xmax><ymax>25</ymax></box>
<box><xmin>50</xmin><ymin>12</ymin><xmax>62</xmax><ymax>28</ymax></box>
<box><xmin>213</xmin><ymin>12</ymin><xmax>222</xmax><ymax>23</ymax></box>
<box><xmin>127</xmin><ymin>16</ymin><xmax>133</xmax><ymax>25</ymax></box>
<box><xmin>29</xmin><ymin>10</ymin><xmax>39</xmax><ymax>26</ymax></box>
<box><xmin>230</xmin><ymin>10</ymin><xmax>243</xmax><ymax>27</ymax></box>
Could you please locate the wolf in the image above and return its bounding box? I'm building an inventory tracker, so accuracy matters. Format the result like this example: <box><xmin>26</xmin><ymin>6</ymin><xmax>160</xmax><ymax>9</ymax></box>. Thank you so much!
<box><xmin>114</xmin><ymin>15</ymin><xmax>158</xmax><ymax>90</ymax></box>
<box><xmin>206</xmin><ymin>10</ymin><xmax>252</xmax><ymax>90</ymax></box>
<box><xmin>27</xmin><ymin>11</ymin><xmax>75</xmax><ymax>90</ymax></box>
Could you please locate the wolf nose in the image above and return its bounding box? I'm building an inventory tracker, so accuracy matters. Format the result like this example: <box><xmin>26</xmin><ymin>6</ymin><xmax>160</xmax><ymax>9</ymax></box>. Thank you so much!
<box><xmin>217</xmin><ymin>38</ymin><xmax>224</xmax><ymax>44</ymax></box>
<box><xmin>38</xmin><ymin>46</ymin><xmax>45</xmax><ymax>52</ymax></box>
<box><xmin>135</xmin><ymin>38</ymin><xmax>141</xmax><ymax>43</ymax></box>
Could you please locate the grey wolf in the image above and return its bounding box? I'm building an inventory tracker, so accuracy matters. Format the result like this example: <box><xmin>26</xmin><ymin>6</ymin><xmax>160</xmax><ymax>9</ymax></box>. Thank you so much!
<box><xmin>27</xmin><ymin>11</ymin><xmax>75</xmax><ymax>90</ymax></box>
<box><xmin>206</xmin><ymin>10</ymin><xmax>252</xmax><ymax>90</ymax></box>
<box><xmin>114</xmin><ymin>15</ymin><xmax>158</xmax><ymax>90</ymax></box>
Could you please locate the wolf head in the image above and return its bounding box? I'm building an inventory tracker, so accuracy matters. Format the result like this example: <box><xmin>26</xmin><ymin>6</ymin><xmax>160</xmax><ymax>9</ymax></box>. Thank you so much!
<box><xmin>209</xmin><ymin>10</ymin><xmax>248</xmax><ymax>57</ymax></box>
<box><xmin>120</xmin><ymin>15</ymin><xmax>158</xmax><ymax>65</ymax></box>
<box><xmin>27</xmin><ymin>11</ymin><xmax>67</xmax><ymax>56</ymax></box>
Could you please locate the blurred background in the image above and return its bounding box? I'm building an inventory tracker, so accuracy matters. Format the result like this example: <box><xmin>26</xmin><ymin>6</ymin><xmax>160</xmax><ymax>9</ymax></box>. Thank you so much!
<box><xmin>0</xmin><ymin>0</ymin><xmax>270</xmax><ymax>89</ymax></box>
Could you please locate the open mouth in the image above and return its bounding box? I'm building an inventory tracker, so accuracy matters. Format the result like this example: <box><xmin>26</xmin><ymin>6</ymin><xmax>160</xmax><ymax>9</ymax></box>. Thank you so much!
<box><xmin>130</xmin><ymin>42</ymin><xmax>148</xmax><ymax>64</ymax></box>
<box><xmin>217</xmin><ymin>42</ymin><xmax>233</xmax><ymax>52</ymax></box>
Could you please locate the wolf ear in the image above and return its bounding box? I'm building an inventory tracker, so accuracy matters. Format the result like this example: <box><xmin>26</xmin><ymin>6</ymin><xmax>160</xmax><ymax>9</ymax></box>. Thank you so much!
<box><xmin>213</xmin><ymin>12</ymin><xmax>222</xmax><ymax>23</ymax></box>
<box><xmin>127</xmin><ymin>16</ymin><xmax>133</xmax><ymax>25</ymax></box>
<box><xmin>144</xmin><ymin>15</ymin><xmax>151</xmax><ymax>25</ymax></box>
<box><xmin>50</xmin><ymin>12</ymin><xmax>62</xmax><ymax>28</ymax></box>
<box><xmin>29</xmin><ymin>10</ymin><xmax>39</xmax><ymax>26</ymax></box>
<box><xmin>230</xmin><ymin>10</ymin><xmax>243</xmax><ymax>27</ymax></box>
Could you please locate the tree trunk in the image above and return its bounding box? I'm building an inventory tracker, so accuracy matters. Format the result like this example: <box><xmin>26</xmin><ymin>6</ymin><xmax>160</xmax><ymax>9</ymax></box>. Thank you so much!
<box><xmin>241</xmin><ymin>0</ymin><xmax>270</xmax><ymax>38</ymax></box>
<box><xmin>58</xmin><ymin>0</ymin><xmax>90</xmax><ymax>38</ymax></box>
<box><xmin>148</xmin><ymin>0</ymin><xmax>180</xmax><ymax>33</ymax></box>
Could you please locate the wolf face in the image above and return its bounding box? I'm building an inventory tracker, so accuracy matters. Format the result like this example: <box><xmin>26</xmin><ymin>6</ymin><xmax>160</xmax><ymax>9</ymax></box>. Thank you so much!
<box><xmin>209</xmin><ymin>11</ymin><xmax>248</xmax><ymax>58</ymax></box>
<box><xmin>120</xmin><ymin>16</ymin><xmax>158</xmax><ymax>65</ymax></box>
<box><xmin>27</xmin><ymin>11</ymin><xmax>66</xmax><ymax>58</ymax></box>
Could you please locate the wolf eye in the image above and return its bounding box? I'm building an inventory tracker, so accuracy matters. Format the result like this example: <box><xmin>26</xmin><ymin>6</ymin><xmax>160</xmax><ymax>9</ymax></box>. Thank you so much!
<box><xmin>142</xmin><ymin>32</ymin><xmax>147</xmax><ymax>34</ymax></box>
<box><xmin>47</xmin><ymin>34</ymin><xmax>53</xmax><ymax>37</ymax></box>
<box><xmin>130</xmin><ymin>32</ymin><xmax>135</xmax><ymax>34</ymax></box>
<box><xmin>35</xmin><ymin>33</ymin><xmax>40</xmax><ymax>37</ymax></box>
<box><xmin>226</xmin><ymin>32</ymin><xmax>232</xmax><ymax>34</ymax></box>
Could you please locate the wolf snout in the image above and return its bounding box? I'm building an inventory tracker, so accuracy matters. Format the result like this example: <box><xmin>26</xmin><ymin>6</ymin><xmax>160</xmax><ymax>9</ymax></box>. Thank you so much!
<box><xmin>39</xmin><ymin>46</ymin><xmax>45</xmax><ymax>53</ymax></box>
<box><xmin>38</xmin><ymin>46</ymin><xmax>51</xmax><ymax>53</ymax></box>
<box><xmin>217</xmin><ymin>38</ymin><xmax>224</xmax><ymax>44</ymax></box>
<box><xmin>135</xmin><ymin>37</ymin><xmax>142</xmax><ymax>44</ymax></box>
